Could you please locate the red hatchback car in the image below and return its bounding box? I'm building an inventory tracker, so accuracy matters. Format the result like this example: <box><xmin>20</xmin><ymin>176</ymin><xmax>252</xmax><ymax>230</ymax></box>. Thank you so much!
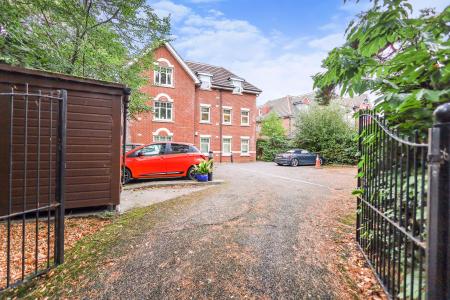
<box><xmin>123</xmin><ymin>142</ymin><xmax>206</xmax><ymax>183</ymax></box>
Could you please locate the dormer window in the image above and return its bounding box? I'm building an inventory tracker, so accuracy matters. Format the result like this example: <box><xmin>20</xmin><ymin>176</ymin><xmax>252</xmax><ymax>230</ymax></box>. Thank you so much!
<box><xmin>198</xmin><ymin>72</ymin><xmax>212</xmax><ymax>90</ymax></box>
<box><xmin>154</xmin><ymin>58</ymin><xmax>174</xmax><ymax>87</ymax></box>
<box><xmin>230</xmin><ymin>77</ymin><xmax>244</xmax><ymax>94</ymax></box>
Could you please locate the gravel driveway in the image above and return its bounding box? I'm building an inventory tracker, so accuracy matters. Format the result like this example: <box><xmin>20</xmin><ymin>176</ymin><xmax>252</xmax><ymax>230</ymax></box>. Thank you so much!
<box><xmin>84</xmin><ymin>162</ymin><xmax>357</xmax><ymax>299</ymax></box>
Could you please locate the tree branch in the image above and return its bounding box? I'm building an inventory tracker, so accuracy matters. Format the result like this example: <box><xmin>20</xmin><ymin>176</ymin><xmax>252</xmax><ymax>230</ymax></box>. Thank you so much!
<box><xmin>88</xmin><ymin>8</ymin><xmax>120</xmax><ymax>31</ymax></box>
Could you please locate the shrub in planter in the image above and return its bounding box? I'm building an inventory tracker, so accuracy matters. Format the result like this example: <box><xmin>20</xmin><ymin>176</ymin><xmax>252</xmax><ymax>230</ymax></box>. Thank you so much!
<box><xmin>193</xmin><ymin>160</ymin><xmax>213</xmax><ymax>182</ymax></box>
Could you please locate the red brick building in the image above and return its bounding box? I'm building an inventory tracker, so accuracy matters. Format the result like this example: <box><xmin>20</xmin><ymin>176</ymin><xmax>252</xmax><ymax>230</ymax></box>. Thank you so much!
<box><xmin>128</xmin><ymin>43</ymin><xmax>262</xmax><ymax>162</ymax></box>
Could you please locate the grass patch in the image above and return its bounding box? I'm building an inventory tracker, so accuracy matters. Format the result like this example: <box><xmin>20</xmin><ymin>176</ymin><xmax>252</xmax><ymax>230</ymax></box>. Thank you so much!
<box><xmin>340</xmin><ymin>213</ymin><xmax>356</xmax><ymax>227</ymax></box>
<box><xmin>2</xmin><ymin>187</ymin><xmax>217</xmax><ymax>299</ymax></box>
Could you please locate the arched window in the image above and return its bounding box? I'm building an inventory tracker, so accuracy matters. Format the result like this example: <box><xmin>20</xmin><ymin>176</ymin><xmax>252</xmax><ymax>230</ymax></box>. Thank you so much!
<box><xmin>154</xmin><ymin>58</ymin><xmax>174</xmax><ymax>87</ymax></box>
<box><xmin>153</xmin><ymin>128</ymin><xmax>173</xmax><ymax>142</ymax></box>
<box><xmin>153</xmin><ymin>93</ymin><xmax>173</xmax><ymax>121</ymax></box>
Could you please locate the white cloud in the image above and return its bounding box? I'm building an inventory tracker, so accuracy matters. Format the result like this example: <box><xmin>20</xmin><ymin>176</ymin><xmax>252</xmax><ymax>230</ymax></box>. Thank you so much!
<box><xmin>190</xmin><ymin>0</ymin><xmax>223</xmax><ymax>3</ymax></box>
<box><xmin>408</xmin><ymin>0</ymin><xmax>448</xmax><ymax>14</ymax></box>
<box><xmin>152</xmin><ymin>1</ymin><xmax>191</xmax><ymax>22</ymax></box>
<box><xmin>208</xmin><ymin>9</ymin><xmax>224</xmax><ymax>17</ymax></box>
<box><xmin>308</xmin><ymin>33</ymin><xmax>345</xmax><ymax>52</ymax></box>
<box><xmin>153</xmin><ymin>1</ymin><xmax>357</xmax><ymax>103</ymax></box>
<box><xmin>339</xmin><ymin>0</ymin><xmax>448</xmax><ymax>16</ymax></box>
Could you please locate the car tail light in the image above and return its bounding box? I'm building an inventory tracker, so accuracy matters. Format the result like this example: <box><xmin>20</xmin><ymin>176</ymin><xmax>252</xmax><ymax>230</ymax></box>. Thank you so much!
<box><xmin>200</xmin><ymin>154</ymin><xmax>206</xmax><ymax>160</ymax></box>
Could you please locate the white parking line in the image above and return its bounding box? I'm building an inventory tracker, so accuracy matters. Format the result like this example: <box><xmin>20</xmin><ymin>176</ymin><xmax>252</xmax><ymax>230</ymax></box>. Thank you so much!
<box><xmin>234</xmin><ymin>167</ymin><xmax>332</xmax><ymax>190</ymax></box>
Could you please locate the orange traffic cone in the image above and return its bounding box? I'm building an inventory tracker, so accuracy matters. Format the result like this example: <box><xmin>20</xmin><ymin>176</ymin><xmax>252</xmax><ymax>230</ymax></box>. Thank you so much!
<box><xmin>315</xmin><ymin>155</ymin><xmax>321</xmax><ymax>169</ymax></box>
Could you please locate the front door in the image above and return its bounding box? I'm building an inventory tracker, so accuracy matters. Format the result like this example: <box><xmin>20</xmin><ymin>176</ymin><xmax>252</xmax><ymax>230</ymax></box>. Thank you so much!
<box><xmin>134</xmin><ymin>143</ymin><xmax>166</xmax><ymax>177</ymax></box>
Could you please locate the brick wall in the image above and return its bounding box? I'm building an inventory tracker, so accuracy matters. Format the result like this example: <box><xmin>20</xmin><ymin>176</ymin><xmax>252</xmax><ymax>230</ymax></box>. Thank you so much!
<box><xmin>128</xmin><ymin>46</ymin><xmax>196</xmax><ymax>144</ymax></box>
<box><xmin>128</xmin><ymin>45</ymin><xmax>257</xmax><ymax>163</ymax></box>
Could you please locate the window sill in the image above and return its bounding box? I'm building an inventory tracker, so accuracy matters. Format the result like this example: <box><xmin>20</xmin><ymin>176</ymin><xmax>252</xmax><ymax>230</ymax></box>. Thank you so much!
<box><xmin>222</xmin><ymin>123</ymin><xmax>232</xmax><ymax>126</ymax></box>
<box><xmin>153</xmin><ymin>119</ymin><xmax>174</xmax><ymax>123</ymax></box>
<box><xmin>153</xmin><ymin>84</ymin><xmax>175</xmax><ymax>89</ymax></box>
<box><xmin>222</xmin><ymin>153</ymin><xmax>232</xmax><ymax>157</ymax></box>
<box><xmin>240</xmin><ymin>124</ymin><xmax>250</xmax><ymax>127</ymax></box>
<box><xmin>200</xmin><ymin>121</ymin><xmax>212</xmax><ymax>124</ymax></box>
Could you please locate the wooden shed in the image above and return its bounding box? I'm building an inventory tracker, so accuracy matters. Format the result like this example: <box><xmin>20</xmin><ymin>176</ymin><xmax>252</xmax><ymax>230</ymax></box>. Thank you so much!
<box><xmin>0</xmin><ymin>64</ymin><xmax>127</xmax><ymax>214</ymax></box>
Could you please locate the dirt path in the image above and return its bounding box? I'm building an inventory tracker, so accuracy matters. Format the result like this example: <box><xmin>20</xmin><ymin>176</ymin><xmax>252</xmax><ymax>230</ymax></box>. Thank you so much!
<box><xmin>78</xmin><ymin>162</ymin><xmax>363</xmax><ymax>299</ymax></box>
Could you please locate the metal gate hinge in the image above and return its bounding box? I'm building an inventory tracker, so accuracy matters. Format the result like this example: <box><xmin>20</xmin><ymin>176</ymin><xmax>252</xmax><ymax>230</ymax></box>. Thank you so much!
<box><xmin>428</xmin><ymin>149</ymin><xmax>449</xmax><ymax>163</ymax></box>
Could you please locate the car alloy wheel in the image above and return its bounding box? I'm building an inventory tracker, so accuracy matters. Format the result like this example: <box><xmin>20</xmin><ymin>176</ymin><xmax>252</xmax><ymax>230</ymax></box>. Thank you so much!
<box><xmin>291</xmin><ymin>158</ymin><xmax>299</xmax><ymax>167</ymax></box>
<box><xmin>122</xmin><ymin>168</ymin><xmax>132</xmax><ymax>184</ymax></box>
<box><xmin>187</xmin><ymin>166</ymin><xmax>196</xmax><ymax>180</ymax></box>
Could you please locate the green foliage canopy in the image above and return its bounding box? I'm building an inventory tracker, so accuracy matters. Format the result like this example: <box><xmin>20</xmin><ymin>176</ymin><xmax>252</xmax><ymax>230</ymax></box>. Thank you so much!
<box><xmin>293</xmin><ymin>104</ymin><xmax>358</xmax><ymax>164</ymax></box>
<box><xmin>0</xmin><ymin>0</ymin><xmax>170</xmax><ymax>115</ymax></box>
<box><xmin>260</xmin><ymin>112</ymin><xmax>286</xmax><ymax>138</ymax></box>
<box><xmin>313</xmin><ymin>0</ymin><xmax>449</xmax><ymax>133</ymax></box>
<box><xmin>257</xmin><ymin>112</ymin><xmax>288</xmax><ymax>161</ymax></box>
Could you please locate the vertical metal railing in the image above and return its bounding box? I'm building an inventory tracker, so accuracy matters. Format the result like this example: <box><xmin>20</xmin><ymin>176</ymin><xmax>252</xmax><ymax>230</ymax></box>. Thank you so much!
<box><xmin>0</xmin><ymin>85</ymin><xmax>67</xmax><ymax>291</ymax></box>
<box><xmin>357</xmin><ymin>110</ymin><xmax>428</xmax><ymax>299</ymax></box>
<box><xmin>357</xmin><ymin>103</ymin><xmax>450</xmax><ymax>299</ymax></box>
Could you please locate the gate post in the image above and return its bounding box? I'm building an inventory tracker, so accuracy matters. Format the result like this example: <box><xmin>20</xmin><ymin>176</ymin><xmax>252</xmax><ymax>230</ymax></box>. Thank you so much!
<box><xmin>356</xmin><ymin>112</ymin><xmax>363</xmax><ymax>242</ymax></box>
<box><xmin>427</xmin><ymin>103</ymin><xmax>450</xmax><ymax>299</ymax></box>
<box><xmin>55</xmin><ymin>90</ymin><xmax>67</xmax><ymax>265</ymax></box>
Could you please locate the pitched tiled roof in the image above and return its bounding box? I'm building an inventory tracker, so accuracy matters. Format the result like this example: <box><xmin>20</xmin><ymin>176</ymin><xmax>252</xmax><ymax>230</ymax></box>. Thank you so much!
<box><xmin>185</xmin><ymin>61</ymin><xmax>262</xmax><ymax>94</ymax></box>
<box><xmin>259</xmin><ymin>92</ymin><xmax>370</xmax><ymax>120</ymax></box>
<box><xmin>259</xmin><ymin>94</ymin><xmax>313</xmax><ymax>119</ymax></box>
<box><xmin>332</xmin><ymin>94</ymin><xmax>369</xmax><ymax>110</ymax></box>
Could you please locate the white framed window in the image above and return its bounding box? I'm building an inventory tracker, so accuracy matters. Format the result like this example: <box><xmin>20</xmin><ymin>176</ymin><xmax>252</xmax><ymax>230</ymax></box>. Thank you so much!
<box><xmin>198</xmin><ymin>73</ymin><xmax>212</xmax><ymax>90</ymax></box>
<box><xmin>222</xmin><ymin>106</ymin><xmax>232</xmax><ymax>125</ymax></box>
<box><xmin>240</xmin><ymin>137</ymin><xmax>250</xmax><ymax>156</ymax></box>
<box><xmin>230</xmin><ymin>77</ymin><xmax>244</xmax><ymax>94</ymax></box>
<box><xmin>222</xmin><ymin>136</ymin><xmax>232</xmax><ymax>155</ymax></box>
<box><xmin>200</xmin><ymin>104</ymin><xmax>211</xmax><ymax>123</ymax></box>
<box><xmin>153</xmin><ymin>93</ymin><xmax>173</xmax><ymax>121</ymax></box>
<box><xmin>154</xmin><ymin>58</ymin><xmax>174</xmax><ymax>87</ymax></box>
<box><xmin>200</xmin><ymin>136</ymin><xmax>211</xmax><ymax>154</ymax></box>
<box><xmin>154</xmin><ymin>101</ymin><xmax>173</xmax><ymax>121</ymax></box>
<box><xmin>241</xmin><ymin>108</ymin><xmax>250</xmax><ymax>126</ymax></box>
<box><xmin>152</xmin><ymin>128</ymin><xmax>173</xmax><ymax>142</ymax></box>
<box><xmin>153</xmin><ymin>135</ymin><xmax>172</xmax><ymax>142</ymax></box>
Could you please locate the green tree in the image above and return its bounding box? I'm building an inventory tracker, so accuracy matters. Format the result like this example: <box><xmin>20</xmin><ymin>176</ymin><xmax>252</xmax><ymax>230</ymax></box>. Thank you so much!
<box><xmin>257</xmin><ymin>112</ymin><xmax>288</xmax><ymax>161</ymax></box>
<box><xmin>313</xmin><ymin>0</ymin><xmax>449</xmax><ymax>134</ymax></box>
<box><xmin>293</xmin><ymin>104</ymin><xmax>357</xmax><ymax>164</ymax></box>
<box><xmin>260</xmin><ymin>112</ymin><xmax>286</xmax><ymax>138</ymax></box>
<box><xmin>0</xmin><ymin>0</ymin><xmax>170</xmax><ymax>115</ymax></box>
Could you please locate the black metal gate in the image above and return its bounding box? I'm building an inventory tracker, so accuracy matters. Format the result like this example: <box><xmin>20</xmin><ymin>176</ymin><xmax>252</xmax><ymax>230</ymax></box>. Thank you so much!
<box><xmin>356</xmin><ymin>104</ymin><xmax>450</xmax><ymax>299</ymax></box>
<box><xmin>0</xmin><ymin>84</ymin><xmax>67</xmax><ymax>291</ymax></box>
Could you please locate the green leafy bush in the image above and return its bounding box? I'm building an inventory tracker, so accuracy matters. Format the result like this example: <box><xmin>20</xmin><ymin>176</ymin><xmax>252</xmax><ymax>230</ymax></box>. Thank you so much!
<box><xmin>193</xmin><ymin>160</ymin><xmax>213</xmax><ymax>174</ymax></box>
<box><xmin>257</xmin><ymin>136</ymin><xmax>289</xmax><ymax>162</ymax></box>
<box><xmin>257</xmin><ymin>112</ymin><xmax>289</xmax><ymax>161</ymax></box>
<box><xmin>293</xmin><ymin>104</ymin><xmax>357</xmax><ymax>164</ymax></box>
<box><xmin>313</xmin><ymin>1</ymin><xmax>449</xmax><ymax>135</ymax></box>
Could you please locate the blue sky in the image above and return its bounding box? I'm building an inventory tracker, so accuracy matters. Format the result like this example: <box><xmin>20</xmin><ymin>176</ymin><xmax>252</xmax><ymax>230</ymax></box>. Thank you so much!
<box><xmin>151</xmin><ymin>0</ymin><xmax>448</xmax><ymax>103</ymax></box>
